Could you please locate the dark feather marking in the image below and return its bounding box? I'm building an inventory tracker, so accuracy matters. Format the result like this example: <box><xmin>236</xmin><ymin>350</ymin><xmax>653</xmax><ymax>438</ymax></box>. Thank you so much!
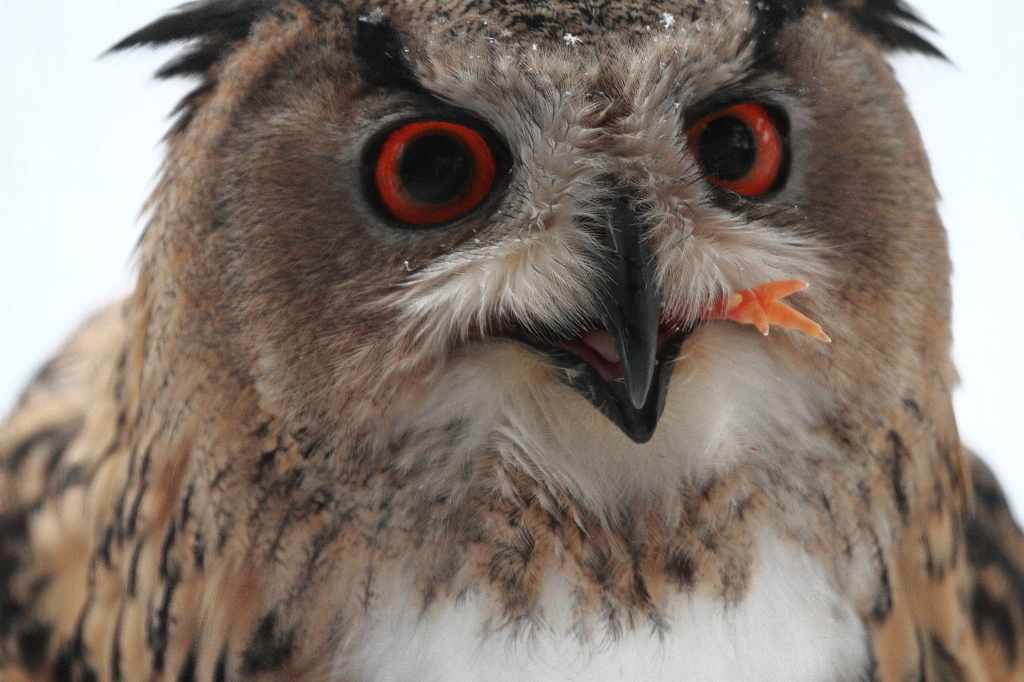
<box><xmin>861</xmin><ymin>635</ymin><xmax>881</xmax><ymax>682</ymax></box>
<box><xmin>603</xmin><ymin>597</ymin><xmax>624</xmax><ymax>642</ymax></box>
<box><xmin>301</xmin><ymin>514</ymin><xmax>347</xmax><ymax>583</ymax></box>
<box><xmin>241</xmin><ymin>613</ymin><xmax>293</xmax><ymax>675</ymax></box>
<box><xmin>887</xmin><ymin>430</ymin><xmax>911</xmax><ymax>522</ymax></box>
<box><xmin>973</xmin><ymin>476</ymin><xmax>1008</xmax><ymax>514</ymax></box>
<box><xmin>156</xmin><ymin>45</ymin><xmax>224</xmax><ymax>79</ymax></box>
<box><xmin>664</xmin><ymin>547</ymin><xmax>695</xmax><ymax>587</ymax></box>
<box><xmin>0</xmin><ymin>512</ymin><xmax>57</xmax><ymax>674</ymax></box>
<box><xmin>252</xmin><ymin>420</ymin><xmax>271</xmax><ymax>439</ymax></box>
<box><xmin>628</xmin><ymin>547</ymin><xmax>660</xmax><ymax>629</ymax></box>
<box><xmin>582</xmin><ymin>542</ymin><xmax>615</xmax><ymax>591</ymax></box>
<box><xmin>193</xmin><ymin>529</ymin><xmax>207</xmax><ymax>570</ymax></box>
<box><xmin>871</xmin><ymin>561</ymin><xmax>893</xmax><ymax>621</ymax></box>
<box><xmin>866</xmin><ymin>524</ymin><xmax>893</xmax><ymax>622</ymax></box>
<box><xmin>20</xmin><ymin>355</ymin><xmax>64</xmax><ymax>398</ymax></box>
<box><xmin>51</xmin><ymin>647</ymin><xmax>73</xmax><ymax>682</ymax></box>
<box><xmin>180</xmin><ymin>483</ymin><xmax>195</xmax><ymax>527</ymax></box>
<box><xmin>43</xmin><ymin>430</ymin><xmax>73</xmax><ymax>477</ymax></box>
<box><xmin>970</xmin><ymin>583</ymin><xmax>1017</xmax><ymax>663</ymax></box>
<box><xmin>211</xmin><ymin>465</ymin><xmax>232</xmax><ymax>491</ymax></box>
<box><xmin>354</xmin><ymin>14</ymin><xmax>423</xmax><ymax>92</ymax></box>
<box><xmin>213</xmin><ymin>645</ymin><xmax>229</xmax><ymax>682</ymax></box>
<box><xmin>0</xmin><ymin>511</ymin><xmax>30</xmax><ymax>637</ymax></box>
<box><xmin>160</xmin><ymin>519</ymin><xmax>179</xmax><ymax>579</ymax></box>
<box><xmin>110</xmin><ymin>607</ymin><xmax>125</xmax><ymax>682</ymax></box>
<box><xmin>298</xmin><ymin>434</ymin><xmax>324</xmax><ymax>460</ymax></box>
<box><xmin>51</xmin><ymin>463</ymin><xmax>92</xmax><ymax>496</ymax></box>
<box><xmin>308</xmin><ymin>486</ymin><xmax>334</xmax><ymax>512</ymax></box>
<box><xmin>748</xmin><ymin>0</ymin><xmax>812</xmax><ymax>65</ymax></box>
<box><xmin>148</xmin><ymin>571</ymin><xmax>182</xmax><ymax>673</ymax></box>
<box><xmin>4</xmin><ymin>422</ymin><xmax>81</xmax><ymax>474</ymax></box>
<box><xmin>965</xmin><ymin>465</ymin><xmax>1024</xmax><ymax>598</ymax></box>
<box><xmin>922</xmin><ymin>534</ymin><xmax>945</xmax><ymax>579</ymax></box>
<box><xmin>929</xmin><ymin>634</ymin><xmax>965</xmax><ymax>682</ymax></box>
<box><xmin>123</xmin><ymin>445</ymin><xmax>153</xmax><ymax>540</ymax></box>
<box><xmin>127</xmin><ymin>538</ymin><xmax>145</xmax><ymax>597</ymax></box>
<box><xmin>177</xmin><ymin>644</ymin><xmax>199</xmax><ymax>682</ymax></box>
<box><xmin>419</xmin><ymin>545</ymin><xmax>466</xmax><ymax>613</ymax></box>
<box><xmin>265</xmin><ymin>506</ymin><xmax>300</xmax><ymax>562</ymax></box>
<box><xmin>903</xmin><ymin>396</ymin><xmax>924</xmax><ymax>421</ymax></box>
<box><xmin>361</xmin><ymin>560</ymin><xmax>377</xmax><ymax>613</ymax></box>
<box><xmin>17</xmin><ymin>622</ymin><xmax>52</xmax><ymax>672</ymax></box>
<box><xmin>111</xmin><ymin>490</ymin><xmax>128</xmax><ymax>547</ymax></box>
<box><xmin>168</xmin><ymin>82</ymin><xmax>217</xmax><ymax>135</ymax></box>
<box><xmin>50</xmin><ymin>617</ymin><xmax>98</xmax><ymax>682</ymax></box>
<box><xmin>486</xmin><ymin>523</ymin><xmax>536</xmax><ymax>616</ymax></box>
<box><xmin>217</xmin><ymin>512</ymin><xmax>235</xmax><ymax>552</ymax></box>
<box><xmin>965</xmin><ymin>518</ymin><xmax>1024</xmax><ymax>656</ymax></box>
<box><xmin>254</xmin><ymin>448</ymin><xmax>277</xmax><ymax>483</ymax></box>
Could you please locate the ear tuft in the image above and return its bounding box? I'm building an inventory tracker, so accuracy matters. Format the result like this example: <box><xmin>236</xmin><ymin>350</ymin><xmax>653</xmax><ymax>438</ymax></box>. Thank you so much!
<box><xmin>109</xmin><ymin>0</ymin><xmax>279</xmax><ymax>54</ymax></box>
<box><xmin>108</xmin><ymin>0</ymin><xmax>287</xmax><ymax>133</ymax></box>
<box><xmin>757</xmin><ymin>0</ymin><xmax>945</xmax><ymax>60</ymax></box>
<box><xmin>822</xmin><ymin>0</ymin><xmax>946</xmax><ymax>59</ymax></box>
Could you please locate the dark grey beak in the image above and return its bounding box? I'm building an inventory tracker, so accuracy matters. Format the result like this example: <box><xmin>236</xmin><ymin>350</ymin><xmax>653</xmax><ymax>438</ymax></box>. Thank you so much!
<box><xmin>599</xmin><ymin>199</ymin><xmax>660</xmax><ymax>411</ymax></box>
<box><xmin>545</xmin><ymin>199</ymin><xmax>673</xmax><ymax>443</ymax></box>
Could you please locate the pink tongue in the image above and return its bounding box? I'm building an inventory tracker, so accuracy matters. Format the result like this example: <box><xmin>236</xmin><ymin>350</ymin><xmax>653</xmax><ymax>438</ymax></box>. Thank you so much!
<box><xmin>579</xmin><ymin>329</ymin><xmax>620</xmax><ymax>364</ymax></box>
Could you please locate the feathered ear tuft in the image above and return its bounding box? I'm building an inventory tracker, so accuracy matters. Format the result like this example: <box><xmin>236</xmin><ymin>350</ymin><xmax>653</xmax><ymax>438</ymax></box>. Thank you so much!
<box><xmin>822</xmin><ymin>0</ymin><xmax>946</xmax><ymax>59</ymax></box>
<box><xmin>107</xmin><ymin>0</ymin><xmax>285</xmax><ymax>133</ymax></box>
<box><xmin>109</xmin><ymin>0</ymin><xmax>279</xmax><ymax>54</ymax></box>
<box><xmin>758</xmin><ymin>0</ymin><xmax>944</xmax><ymax>60</ymax></box>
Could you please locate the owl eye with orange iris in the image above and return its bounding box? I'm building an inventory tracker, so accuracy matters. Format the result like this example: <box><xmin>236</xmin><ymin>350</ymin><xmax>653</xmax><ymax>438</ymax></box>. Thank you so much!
<box><xmin>686</xmin><ymin>103</ymin><xmax>786</xmax><ymax>196</ymax></box>
<box><xmin>372</xmin><ymin>120</ymin><xmax>499</xmax><ymax>225</ymax></box>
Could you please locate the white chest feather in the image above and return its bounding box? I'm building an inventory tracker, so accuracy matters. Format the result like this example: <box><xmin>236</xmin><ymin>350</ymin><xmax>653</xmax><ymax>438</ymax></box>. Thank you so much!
<box><xmin>334</xmin><ymin>539</ymin><xmax>869</xmax><ymax>682</ymax></box>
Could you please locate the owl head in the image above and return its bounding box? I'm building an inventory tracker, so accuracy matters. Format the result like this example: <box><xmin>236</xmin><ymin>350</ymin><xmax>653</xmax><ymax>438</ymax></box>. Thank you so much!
<box><xmin>114</xmin><ymin>0</ymin><xmax>952</xmax><ymax>511</ymax></box>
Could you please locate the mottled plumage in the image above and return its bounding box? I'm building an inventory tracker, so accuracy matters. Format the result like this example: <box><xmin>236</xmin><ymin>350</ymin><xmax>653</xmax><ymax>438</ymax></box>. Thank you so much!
<box><xmin>2</xmin><ymin>0</ymin><xmax>1023</xmax><ymax>680</ymax></box>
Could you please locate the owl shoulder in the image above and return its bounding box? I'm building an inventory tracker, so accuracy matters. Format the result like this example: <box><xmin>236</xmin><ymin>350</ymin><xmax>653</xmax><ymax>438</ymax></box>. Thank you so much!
<box><xmin>962</xmin><ymin>453</ymin><xmax>1024</xmax><ymax>678</ymax></box>
<box><xmin>0</xmin><ymin>302</ymin><xmax>127</xmax><ymax>674</ymax></box>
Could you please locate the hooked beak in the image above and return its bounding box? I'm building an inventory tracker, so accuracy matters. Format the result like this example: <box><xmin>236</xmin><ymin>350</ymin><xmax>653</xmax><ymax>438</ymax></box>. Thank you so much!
<box><xmin>540</xmin><ymin>200</ymin><xmax>688</xmax><ymax>443</ymax></box>
<box><xmin>599</xmin><ymin>199</ymin><xmax>660</xmax><ymax>410</ymax></box>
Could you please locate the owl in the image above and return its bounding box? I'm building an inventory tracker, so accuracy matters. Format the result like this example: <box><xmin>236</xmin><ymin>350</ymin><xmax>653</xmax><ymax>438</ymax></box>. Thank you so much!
<box><xmin>1</xmin><ymin>0</ymin><xmax>1023</xmax><ymax>680</ymax></box>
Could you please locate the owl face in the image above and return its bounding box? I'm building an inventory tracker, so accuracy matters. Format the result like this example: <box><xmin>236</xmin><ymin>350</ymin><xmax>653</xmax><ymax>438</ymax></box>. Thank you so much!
<box><xmin>127</xmin><ymin>0</ymin><xmax>949</xmax><ymax>508</ymax></box>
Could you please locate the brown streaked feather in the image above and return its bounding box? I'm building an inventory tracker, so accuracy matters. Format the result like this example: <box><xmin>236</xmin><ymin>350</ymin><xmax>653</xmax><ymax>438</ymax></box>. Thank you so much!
<box><xmin>0</xmin><ymin>304</ymin><xmax>127</xmax><ymax>681</ymax></box>
<box><xmin>963</xmin><ymin>455</ymin><xmax>1024</xmax><ymax>681</ymax></box>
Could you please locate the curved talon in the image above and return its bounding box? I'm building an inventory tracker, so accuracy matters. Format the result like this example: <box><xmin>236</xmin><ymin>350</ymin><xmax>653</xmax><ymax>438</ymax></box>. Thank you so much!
<box><xmin>702</xmin><ymin>279</ymin><xmax>831</xmax><ymax>342</ymax></box>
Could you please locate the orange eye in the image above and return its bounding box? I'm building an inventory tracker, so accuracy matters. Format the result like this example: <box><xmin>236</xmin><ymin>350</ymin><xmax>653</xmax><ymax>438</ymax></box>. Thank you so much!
<box><xmin>686</xmin><ymin>103</ymin><xmax>785</xmax><ymax>196</ymax></box>
<box><xmin>373</xmin><ymin>120</ymin><xmax>498</xmax><ymax>225</ymax></box>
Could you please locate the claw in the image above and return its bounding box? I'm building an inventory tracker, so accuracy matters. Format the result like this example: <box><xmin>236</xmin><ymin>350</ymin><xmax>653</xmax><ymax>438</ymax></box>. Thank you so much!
<box><xmin>701</xmin><ymin>279</ymin><xmax>831</xmax><ymax>342</ymax></box>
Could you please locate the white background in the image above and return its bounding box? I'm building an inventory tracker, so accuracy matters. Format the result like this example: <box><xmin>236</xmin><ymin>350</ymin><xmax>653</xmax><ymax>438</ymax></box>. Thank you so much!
<box><xmin>1</xmin><ymin>1</ymin><xmax>1022</xmax><ymax>508</ymax></box>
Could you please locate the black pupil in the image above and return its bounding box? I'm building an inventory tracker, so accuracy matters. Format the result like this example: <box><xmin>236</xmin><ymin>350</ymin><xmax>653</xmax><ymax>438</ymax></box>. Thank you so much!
<box><xmin>698</xmin><ymin>116</ymin><xmax>757</xmax><ymax>181</ymax></box>
<box><xmin>399</xmin><ymin>133</ymin><xmax>472</xmax><ymax>204</ymax></box>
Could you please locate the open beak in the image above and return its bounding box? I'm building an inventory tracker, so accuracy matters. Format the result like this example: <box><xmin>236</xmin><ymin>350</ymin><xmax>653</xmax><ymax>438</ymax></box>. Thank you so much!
<box><xmin>599</xmin><ymin>199</ymin><xmax>660</xmax><ymax>410</ymax></box>
<box><xmin>539</xmin><ymin>200</ymin><xmax>687</xmax><ymax>443</ymax></box>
